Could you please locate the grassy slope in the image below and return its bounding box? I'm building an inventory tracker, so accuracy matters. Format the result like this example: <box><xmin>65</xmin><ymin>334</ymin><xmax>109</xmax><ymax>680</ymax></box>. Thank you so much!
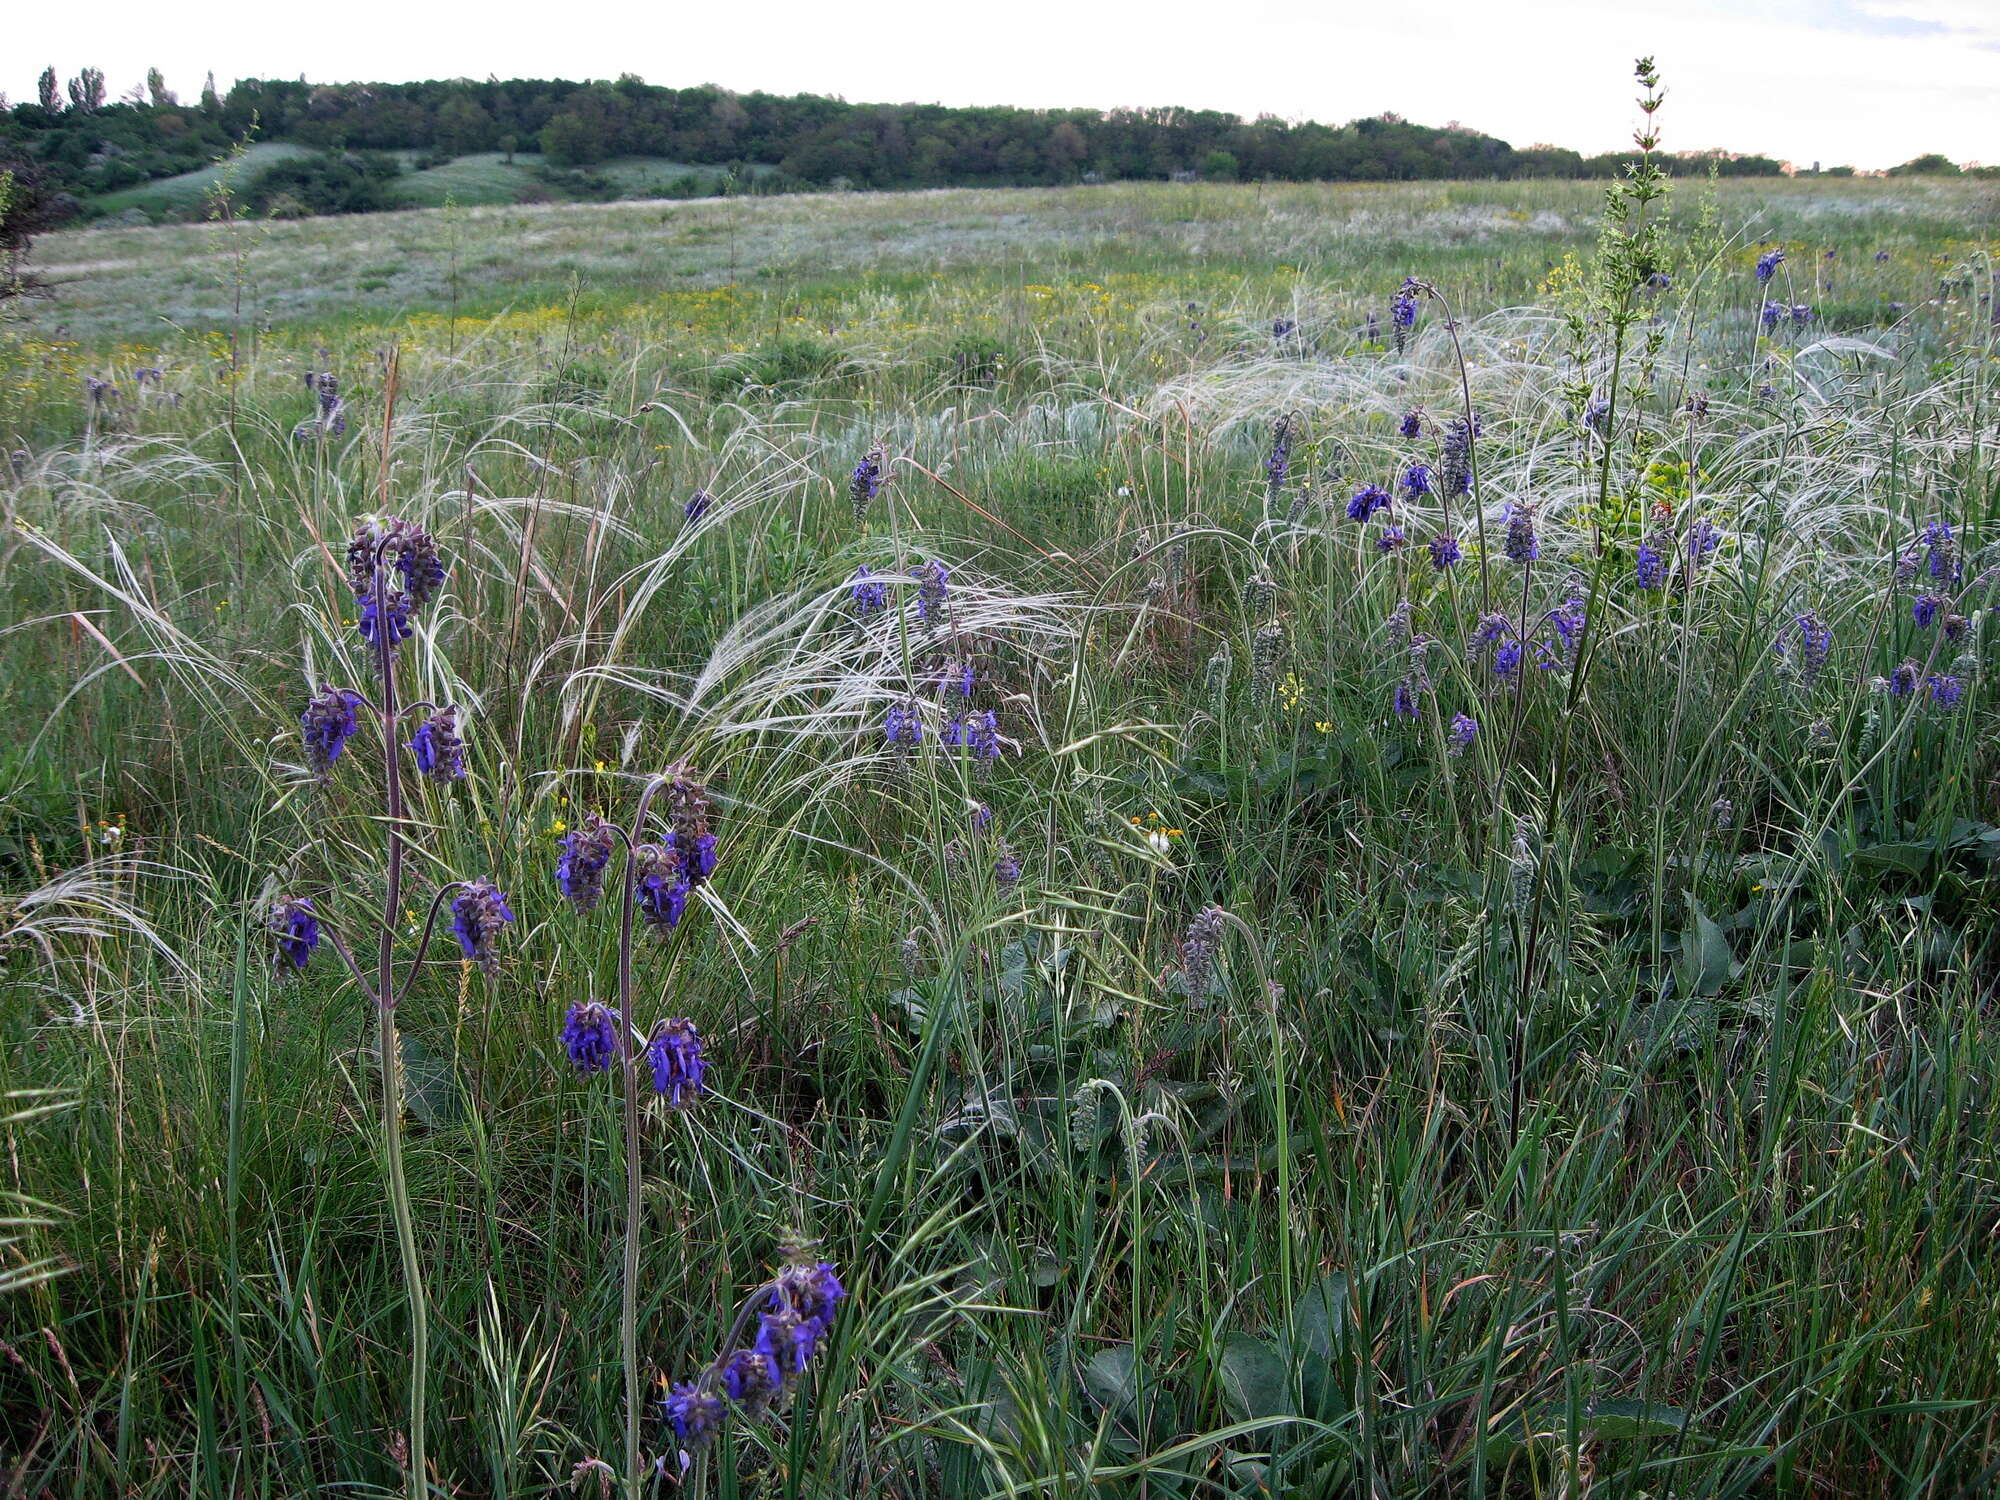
<box><xmin>88</xmin><ymin>141</ymin><xmax>319</xmax><ymax>219</ymax></box>
<box><xmin>2</xmin><ymin>178</ymin><xmax>1999</xmax><ymax>1497</ymax></box>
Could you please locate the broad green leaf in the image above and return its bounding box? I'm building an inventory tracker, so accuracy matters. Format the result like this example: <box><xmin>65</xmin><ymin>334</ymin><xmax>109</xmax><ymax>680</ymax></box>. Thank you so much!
<box><xmin>1219</xmin><ymin>1334</ymin><xmax>1295</xmax><ymax>1422</ymax></box>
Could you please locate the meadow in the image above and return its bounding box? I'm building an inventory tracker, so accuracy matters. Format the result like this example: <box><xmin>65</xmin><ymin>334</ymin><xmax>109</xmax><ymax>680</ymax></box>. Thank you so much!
<box><xmin>2</xmin><ymin>157</ymin><xmax>1999</xmax><ymax>1499</ymax></box>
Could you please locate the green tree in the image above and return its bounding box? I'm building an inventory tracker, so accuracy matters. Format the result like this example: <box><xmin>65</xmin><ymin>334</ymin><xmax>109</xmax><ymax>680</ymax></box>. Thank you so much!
<box><xmin>1887</xmin><ymin>153</ymin><xmax>1960</xmax><ymax>176</ymax></box>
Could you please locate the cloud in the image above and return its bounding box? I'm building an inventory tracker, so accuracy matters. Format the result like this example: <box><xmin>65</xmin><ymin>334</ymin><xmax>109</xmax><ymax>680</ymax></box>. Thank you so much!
<box><xmin>1804</xmin><ymin>0</ymin><xmax>1947</xmax><ymax>36</ymax></box>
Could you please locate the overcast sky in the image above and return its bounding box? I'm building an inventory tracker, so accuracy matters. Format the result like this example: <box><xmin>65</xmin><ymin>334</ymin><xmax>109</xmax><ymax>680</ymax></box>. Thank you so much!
<box><xmin>10</xmin><ymin>0</ymin><xmax>1995</xmax><ymax>171</ymax></box>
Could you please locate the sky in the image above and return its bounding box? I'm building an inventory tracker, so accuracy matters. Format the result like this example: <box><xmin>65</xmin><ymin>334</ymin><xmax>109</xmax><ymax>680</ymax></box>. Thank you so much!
<box><xmin>8</xmin><ymin>0</ymin><xmax>1995</xmax><ymax>171</ymax></box>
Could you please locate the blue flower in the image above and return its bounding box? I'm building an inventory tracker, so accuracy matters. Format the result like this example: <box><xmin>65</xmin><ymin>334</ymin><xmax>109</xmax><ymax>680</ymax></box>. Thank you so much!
<box><xmin>301</xmin><ymin>686</ymin><xmax>366</xmax><ymax>774</ymax></box>
<box><xmin>1504</xmin><ymin>502</ymin><xmax>1538</xmax><ymax>564</ymax></box>
<box><xmin>915</xmin><ymin>560</ymin><xmax>950</xmax><ymax>623</ymax></box>
<box><xmin>561</xmin><ymin>1001</ymin><xmax>620</xmax><ymax>1075</ymax></box>
<box><xmin>883</xmin><ymin>700</ymin><xmax>922</xmax><ymax>746</ymax></box>
<box><xmin>1429</xmin><ymin>533</ymin><xmax>1461</xmax><ymax>570</ymax></box>
<box><xmin>664</xmin><ymin>1384</ymin><xmax>725</xmax><ymax>1447</ymax></box>
<box><xmin>1921</xmin><ymin>521</ymin><xmax>1960</xmax><ymax>584</ymax></box>
<box><xmin>634</xmin><ymin>843</ymin><xmax>690</xmax><ymax>932</ymax></box>
<box><xmin>556</xmin><ymin>812</ymin><xmax>617</xmax><ymax>913</ymax></box>
<box><xmin>1399</xmin><ymin>409</ymin><xmax>1423</xmax><ymax>440</ymax></box>
<box><xmin>1400</xmin><ymin>463</ymin><xmax>1433</xmax><ymax>497</ymax></box>
<box><xmin>1686</xmin><ymin>519</ymin><xmax>1721</xmax><ymax>564</ymax></box>
<box><xmin>1377</xmin><ymin>525</ymin><xmax>1407</xmax><ymax>552</ymax></box>
<box><xmin>1777</xmin><ymin>612</ymin><xmax>1833</xmax><ymax>684</ymax></box>
<box><xmin>1439</xmin><ymin>415</ymin><xmax>1477</xmax><ymax>496</ymax></box>
<box><xmin>1494</xmin><ymin>638</ymin><xmax>1524</xmax><ymax>677</ymax></box>
<box><xmin>1265</xmin><ymin>414</ymin><xmax>1295</xmax><ymax>498</ymax></box>
<box><xmin>357</xmin><ymin>591</ymin><xmax>414</xmax><ymax>647</ymax></box>
<box><xmin>1756</xmin><ymin>249</ymin><xmax>1785</xmax><ymax>282</ymax></box>
<box><xmin>1635</xmin><ymin>537</ymin><xmax>1667</xmax><ymax>591</ymax></box>
<box><xmin>1448</xmin><ymin>713</ymin><xmax>1478</xmax><ymax>755</ymax></box>
<box><xmin>268</xmin><ymin>896</ymin><xmax>320</xmax><ymax>972</ymax></box>
<box><xmin>1347</xmin><ymin>484</ymin><xmax>1391</xmax><ymax>522</ymax></box>
<box><xmin>646</xmin><ymin>1017</ymin><xmax>707</xmax><ymax>1106</ymax></box>
<box><xmin>850</xmin><ymin>444</ymin><xmax>885</xmax><ymax>520</ymax></box>
<box><xmin>450</xmin><ymin>880</ymin><xmax>515</xmax><ymax>975</ymax></box>
<box><xmin>684</xmin><ymin>488</ymin><xmax>713</xmax><ymax>523</ymax></box>
<box><xmin>406</xmin><ymin>706</ymin><xmax>465</xmax><ymax>781</ymax></box>
<box><xmin>849</xmin><ymin>566</ymin><xmax>889</xmax><ymax>617</ymax></box>
<box><xmin>1927</xmin><ymin>673</ymin><xmax>1965</xmax><ymax>709</ymax></box>
<box><xmin>1913</xmin><ymin>593</ymin><xmax>1947</xmax><ymax>629</ymax></box>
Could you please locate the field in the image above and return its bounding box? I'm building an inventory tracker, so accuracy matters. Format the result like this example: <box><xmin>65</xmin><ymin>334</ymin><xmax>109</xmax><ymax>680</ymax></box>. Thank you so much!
<box><xmin>3</xmin><ymin>168</ymin><xmax>2000</xmax><ymax>1498</ymax></box>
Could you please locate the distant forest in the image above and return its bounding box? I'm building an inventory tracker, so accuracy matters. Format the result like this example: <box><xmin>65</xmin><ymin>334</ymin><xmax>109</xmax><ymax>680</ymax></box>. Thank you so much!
<box><xmin>0</xmin><ymin>68</ymin><xmax>1981</xmax><ymax>225</ymax></box>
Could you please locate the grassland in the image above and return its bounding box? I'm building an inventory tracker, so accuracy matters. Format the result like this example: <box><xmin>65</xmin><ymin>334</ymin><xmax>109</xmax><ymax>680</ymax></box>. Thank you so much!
<box><xmin>2</xmin><ymin>172</ymin><xmax>1999</xmax><ymax>1498</ymax></box>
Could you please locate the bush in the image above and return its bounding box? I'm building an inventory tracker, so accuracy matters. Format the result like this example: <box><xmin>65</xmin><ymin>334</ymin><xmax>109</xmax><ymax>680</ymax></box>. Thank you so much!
<box><xmin>246</xmin><ymin>151</ymin><xmax>402</xmax><ymax>217</ymax></box>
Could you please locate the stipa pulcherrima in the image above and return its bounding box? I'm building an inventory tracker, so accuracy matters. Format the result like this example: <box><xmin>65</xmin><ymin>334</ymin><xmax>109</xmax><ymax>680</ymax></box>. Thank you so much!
<box><xmin>662</xmin><ymin>1238</ymin><xmax>847</xmax><ymax>1457</ymax></box>
<box><xmin>265</xmin><ymin>497</ymin><xmax>512</xmax><ymax>1499</ymax></box>
<box><xmin>550</xmin><ymin>763</ymin><xmax>719</xmax><ymax>1490</ymax></box>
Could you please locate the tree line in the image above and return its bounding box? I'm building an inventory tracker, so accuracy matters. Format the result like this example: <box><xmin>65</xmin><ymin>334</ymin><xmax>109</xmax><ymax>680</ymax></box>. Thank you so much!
<box><xmin>0</xmin><ymin>68</ymin><xmax>1983</xmax><ymax>227</ymax></box>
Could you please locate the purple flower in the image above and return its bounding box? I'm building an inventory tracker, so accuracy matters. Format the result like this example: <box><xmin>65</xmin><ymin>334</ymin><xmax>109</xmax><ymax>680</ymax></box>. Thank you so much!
<box><xmin>357</xmin><ymin>591</ymin><xmax>414</xmax><ymax>647</ymax></box>
<box><xmin>1922</xmin><ymin>521</ymin><xmax>1960</xmax><ymax>584</ymax></box>
<box><xmin>1393</xmin><ymin>678</ymin><xmax>1421</xmax><ymax>718</ymax></box>
<box><xmin>1635</xmin><ymin>537</ymin><xmax>1667</xmax><ymax>591</ymax></box>
<box><xmin>450</xmin><ymin>880</ymin><xmax>515</xmax><ymax>975</ymax></box>
<box><xmin>1390</xmin><ymin>280</ymin><xmax>1419</xmax><ymax>329</ymax></box>
<box><xmin>1377</xmin><ymin>525</ymin><xmax>1407</xmax><ymax>552</ymax></box>
<box><xmin>1875</xmin><ymin>250</ymin><xmax>1890</xmax><ymax>263</ymax></box>
<box><xmin>1913</xmin><ymin>593</ymin><xmax>1947</xmax><ymax>629</ymax></box>
<box><xmin>1761</xmin><ymin>301</ymin><xmax>1784</xmax><ymax>330</ymax></box>
<box><xmin>1756</xmin><ymin>249</ymin><xmax>1785</xmax><ymax>283</ymax></box>
<box><xmin>406</xmin><ymin>706</ymin><xmax>465</xmax><ymax>781</ymax></box>
<box><xmin>849</xmin><ymin>566</ymin><xmax>888</xmax><ymax>617</ymax></box>
<box><xmin>684</xmin><ymin>488</ymin><xmax>713</xmax><ymax>523</ymax></box>
<box><xmin>561</xmin><ymin>1001</ymin><xmax>620</xmax><ymax>1075</ymax></box>
<box><xmin>1400</xmin><ymin>463</ymin><xmax>1433</xmax><ymax>498</ymax></box>
<box><xmin>915</xmin><ymin>559</ymin><xmax>950</xmax><ymax>624</ymax></box>
<box><xmin>1347</xmin><ymin>484</ymin><xmax>1391</xmax><ymax>522</ymax></box>
<box><xmin>1399</xmin><ymin>409</ymin><xmax>1423</xmax><ymax>440</ymax></box>
<box><xmin>1504</xmin><ymin>502</ymin><xmax>1538</xmax><ymax>564</ymax></box>
<box><xmin>634</xmin><ymin>843</ymin><xmax>690</xmax><ymax>932</ymax></box>
<box><xmin>664</xmin><ymin>1384</ymin><xmax>725</xmax><ymax>1447</ymax></box>
<box><xmin>302</xmin><ymin>686</ymin><xmax>366</xmax><ymax>774</ymax></box>
<box><xmin>1473</xmin><ymin>612</ymin><xmax>1511</xmax><ymax>645</ymax></box>
<box><xmin>719</xmin><ymin>1348</ymin><xmax>776</xmax><ymax>1408</ymax></box>
<box><xmin>1265</xmin><ymin>414</ymin><xmax>1295</xmax><ymax>499</ymax></box>
<box><xmin>994</xmin><ymin>843</ymin><xmax>1021</xmax><ymax>888</ymax></box>
<box><xmin>1440</xmin><ymin>415</ymin><xmax>1477</xmax><ymax>497</ymax></box>
<box><xmin>646</xmin><ymin>1017</ymin><xmax>708</xmax><ymax>1105</ymax></box>
<box><xmin>1927</xmin><ymin>673</ymin><xmax>1965</xmax><ymax>709</ymax></box>
<box><xmin>1584</xmin><ymin>398</ymin><xmax>1610</xmax><ymax>433</ymax></box>
<box><xmin>850</xmin><ymin>444</ymin><xmax>885</xmax><ymax>520</ymax></box>
<box><xmin>1549</xmin><ymin>588</ymin><xmax>1586</xmax><ymax>650</ymax></box>
<box><xmin>268</xmin><ymin>896</ymin><xmax>320</xmax><ymax>972</ymax></box>
<box><xmin>883</xmin><ymin>699</ymin><xmax>922</xmax><ymax>746</ymax></box>
<box><xmin>1790</xmin><ymin>304</ymin><xmax>1813</xmax><ymax>326</ymax></box>
<box><xmin>556</xmin><ymin>812</ymin><xmax>618</xmax><ymax>913</ymax></box>
<box><xmin>1448</xmin><ymin>713</ymin><xmax>1478</xmax><ymax>755</ymax></box>
<box><xmin>665</xmin><ymin>767</ymin><xmax>718</xmax><ymax>888</ymax></box>
<box><xmin>1494</xmin><ymin>638</ymin><xmax>1524</xmax><ymax>677</ymax></box>
<box><xmin>1429</xmin><ymin>533</ymin><xmax>1462</xmax><ymax>570</ymax></box>
<box><xmin>1778</xmin><ymin>612</ymin><xmax>1833</xmax><ymax>683</ymax></box>
<box><xmin>950</xmin><ymin>710</ymin><xmax>1001</xmax><ymax>759</ymax></box>
<box><xmin>1686</xmin><ymin>519</ymin><xmax>1721</xmax><ymax>564</ymax></box>
<box><xmin>1888</xmin><ymin>660</ymin><xmax>1921</xmax><ymax>697</ymax></box>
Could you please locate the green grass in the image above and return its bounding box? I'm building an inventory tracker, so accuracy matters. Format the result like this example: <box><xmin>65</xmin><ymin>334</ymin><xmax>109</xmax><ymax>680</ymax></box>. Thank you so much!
<box><xmin>88</xmin><ymin>142</ymin><xmax>319</xmax><ymax>221</ymax></box>
<box><xmin>2</xmin><ymin>169</ymin><xmax>1999</xmax><ymax>1497</ymax></box>
<box><xmin>389</xmin><ymin>151</ymin><xmax>553</xmax><ymax>208</ymax></box>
